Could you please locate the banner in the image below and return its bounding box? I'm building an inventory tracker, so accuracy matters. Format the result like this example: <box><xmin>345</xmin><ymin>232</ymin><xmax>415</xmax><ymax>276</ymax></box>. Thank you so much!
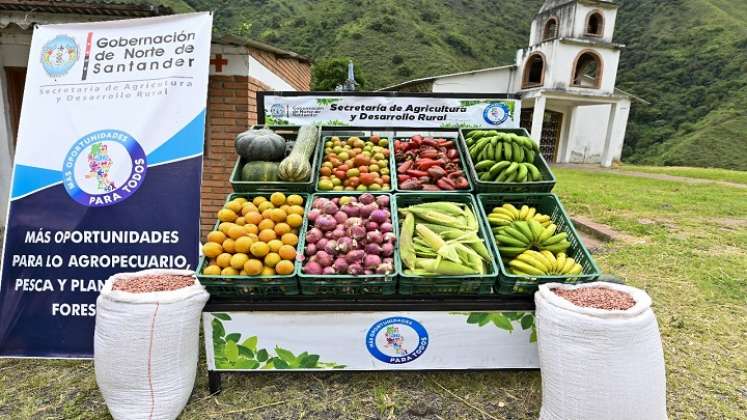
<box><xmin>204</xmin><ymin>311</ymin><xmax>538</xmax><ymax>371</ymax></box>
<box><xmin>0</xmin><ymin>13</ymin><xmax>213</xmax><ymax>358</ymax></box>
<box><xmin>260</xmin><ymin>93</ymin><xmax>521</xmax><ymax>128</ymax></box>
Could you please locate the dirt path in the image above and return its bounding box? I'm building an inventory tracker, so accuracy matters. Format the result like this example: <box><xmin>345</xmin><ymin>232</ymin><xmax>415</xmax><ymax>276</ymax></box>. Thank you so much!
<box><xmin>554</xmin><ymin>164</ymin><xmax>747</xmax><ymax>189</ymax></box>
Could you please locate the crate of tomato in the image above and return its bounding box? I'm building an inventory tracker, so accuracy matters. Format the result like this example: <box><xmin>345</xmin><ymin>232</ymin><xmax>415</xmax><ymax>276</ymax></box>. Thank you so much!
<box><xmin>394</xmin><ymin>134</ymin><xmax>473</xmax><ymax>192</ymax></box>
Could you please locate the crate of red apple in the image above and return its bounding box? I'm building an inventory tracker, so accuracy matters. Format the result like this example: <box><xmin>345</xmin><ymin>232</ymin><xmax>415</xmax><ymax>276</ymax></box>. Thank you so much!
<box><xmin>395</xmin><ymin>135</ymin><xmax>472</xmax><ymax>192</ymax></box>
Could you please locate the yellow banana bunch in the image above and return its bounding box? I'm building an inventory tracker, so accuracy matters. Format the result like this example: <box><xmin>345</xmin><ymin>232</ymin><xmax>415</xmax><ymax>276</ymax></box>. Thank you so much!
<box><xmin>508</xmin><ymin>251</ymin><xmax>583</xmax><ymax>277</ymax></box>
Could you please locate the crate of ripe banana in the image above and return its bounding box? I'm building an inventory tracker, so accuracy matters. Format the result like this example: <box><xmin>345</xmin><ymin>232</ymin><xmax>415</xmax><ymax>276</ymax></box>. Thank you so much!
<box><xmin>461</xmin><ymin>129</ymin><xmax>556</xmax><ymax>193</ymax></box>
<box><xmin>477</xmin><ymin>193</ymin><xmax>601</xmax><ymax>296</ymax></box>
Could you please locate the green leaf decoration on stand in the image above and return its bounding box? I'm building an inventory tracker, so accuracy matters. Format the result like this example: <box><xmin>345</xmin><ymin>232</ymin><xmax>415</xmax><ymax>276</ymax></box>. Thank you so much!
<box><xmin>455</xmin><ymin>311</ymin><xmax>537</xmax><ymax>343</ymax></box>
<box><xmin>209</xmin><ymin>313</ymin><xmax>345</xmax><ymax>370</ymax></box>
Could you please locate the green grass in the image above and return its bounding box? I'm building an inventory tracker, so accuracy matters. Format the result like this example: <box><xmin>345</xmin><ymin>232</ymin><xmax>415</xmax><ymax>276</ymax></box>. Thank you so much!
<box><xmin>1</xmin><ymin>167</ymin><xmax>746</xmax><ymax>419</ymax></box>
<box><xmin>621</xmin><ymin>164</ymin><xmax>747</xmax><ymax>185</ymax></box>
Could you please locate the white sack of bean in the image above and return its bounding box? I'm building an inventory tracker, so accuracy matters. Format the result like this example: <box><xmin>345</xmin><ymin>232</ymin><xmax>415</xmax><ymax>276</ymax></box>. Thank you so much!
<box><xmin>94</xmin><ymin>269</ymin><xmax>209</xmax><ymax>420</ymax></box>
<box><xmin>535</xmin><ymin>282</ymin><xmax>667</xmax><ymax>420</ymax></box>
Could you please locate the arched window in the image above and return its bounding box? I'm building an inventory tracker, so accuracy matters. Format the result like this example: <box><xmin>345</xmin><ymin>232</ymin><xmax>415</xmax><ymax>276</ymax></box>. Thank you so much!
<box><xmin>543</xmin><ymin>17</ymin><xmax>558</xmax><ymax>40</ymax></box>
<box><xmin>522</xmin><ymin>53</ymin><xmax>545</xmax><ymax>88</ymax></box>
<box><xmin>571</xmin><ymin>50</ymin><xmax>603</xmax><ymax>88</ymax></box>
<box><xmin>585</xmin><ymin>11</ymin><xmax>604</xmax><ymax>36</ymax></box>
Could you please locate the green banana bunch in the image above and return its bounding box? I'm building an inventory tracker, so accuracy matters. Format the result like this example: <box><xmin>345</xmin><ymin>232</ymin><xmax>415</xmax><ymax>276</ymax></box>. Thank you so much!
<box><xmin>487</xmin><ymin>204</ymin><xmax>552</xmax><ymax>228</ymax></box>
<box><xmin>508</xmin><ymin>250</ymin><xmax>584</xmax><ymax>276</ymax></box>
<box><xmin>466</xmin><ymin>131</ymin><xmax>542</xmax><ymax>184</ymax></box>
<box><xmin>492</xmin><ymin>217</ymin><xmax>571</xmax><ymax>256</ymax></box>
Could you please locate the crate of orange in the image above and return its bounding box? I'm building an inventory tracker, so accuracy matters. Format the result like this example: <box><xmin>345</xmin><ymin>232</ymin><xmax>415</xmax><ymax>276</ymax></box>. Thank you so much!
<box><xmin>196</xmin><ymin>192</ymin><xmax>310</xmax><ymax>298</ymax></box>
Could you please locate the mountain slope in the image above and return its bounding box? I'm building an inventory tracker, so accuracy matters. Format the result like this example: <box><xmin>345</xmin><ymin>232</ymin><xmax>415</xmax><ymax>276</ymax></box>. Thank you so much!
<box><xmin>184</xmin><ymin>0</ymin><xmax>747</xmax><ymax>170</ymax></box>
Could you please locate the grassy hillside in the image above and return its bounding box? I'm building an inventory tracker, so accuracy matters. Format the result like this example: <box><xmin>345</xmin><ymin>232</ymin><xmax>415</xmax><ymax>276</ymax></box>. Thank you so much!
<box><xmin>183</xmin><ymin>0</ymin><xmax>747</xmax><ymax>170</ymax></box>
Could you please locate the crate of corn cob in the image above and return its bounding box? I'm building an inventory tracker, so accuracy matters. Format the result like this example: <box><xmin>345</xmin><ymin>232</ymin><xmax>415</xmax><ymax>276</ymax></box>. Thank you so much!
<box><xmin>460</xmin><ymin>128</ymin><xmax>556</xmax><ymax>193</ymax></box>
<box><xmin>395</xmin><ymin>193</ymin><xmax>498</xmax><ymax>296</ymax></box>
<box><xmin>476</xmin><ymin>193</ymin><xmax>600</xmax><ymax>296</ymax></box>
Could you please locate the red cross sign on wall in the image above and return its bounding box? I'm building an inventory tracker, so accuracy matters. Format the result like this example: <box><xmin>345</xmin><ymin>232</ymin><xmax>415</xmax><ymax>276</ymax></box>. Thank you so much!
<box><xmin>210</xmin><ymin>54</ymin><xmax>228</xmax><ymax>72</ymax></box>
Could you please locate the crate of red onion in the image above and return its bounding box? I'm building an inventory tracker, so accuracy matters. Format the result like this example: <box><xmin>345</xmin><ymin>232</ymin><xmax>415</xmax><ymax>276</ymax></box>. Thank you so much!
<box><xmin>296</xmin><ymin>193</ymin><xmax>398</xmax><ymax>296</ymax></box>
<box><xmin>393</xmin><ymin>134</ymin><xmax>473</xmax><ymax>193</ymax></box>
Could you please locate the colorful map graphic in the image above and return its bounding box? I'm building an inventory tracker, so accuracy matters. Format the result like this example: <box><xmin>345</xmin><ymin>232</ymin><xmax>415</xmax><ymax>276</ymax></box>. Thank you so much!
<box><xmin>383</xmin><ymin>326</ymin><xmax>408</xmax><ymax>355</ymax></box>
<box><xmin>85</xmin><ymin>142</ymin><xmax>115</xmax><ymax>192</ymax></box>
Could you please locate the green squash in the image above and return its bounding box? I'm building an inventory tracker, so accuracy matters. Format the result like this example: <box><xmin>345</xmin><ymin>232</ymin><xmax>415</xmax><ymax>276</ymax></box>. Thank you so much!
<box><xmin>278</xmin><ymin>125</ymin><xmax>318</xmax><ymax>181</ymax></box>
<box><xmin>235</xmin><ymin>128</ymin><xmax>285</xmax><ymax>162</ymax></box>
<box><xmin>241</xmin><ymin>161</ymin><xmax>279</xmax><ymax>182</ymax></box>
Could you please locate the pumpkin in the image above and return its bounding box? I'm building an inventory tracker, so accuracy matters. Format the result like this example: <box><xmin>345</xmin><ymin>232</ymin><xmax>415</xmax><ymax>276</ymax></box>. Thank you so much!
<box><xmin>241</xmin><ymin>161</ymin><xmax>279</xmax><ymax>182</ymax></box>
<box><xmin>278</xmin><ymin>125</ymin><xmax>318</xmax><ymax>181</ymax></box>
<box><xmin>235</xmin><ymin>128</ymin><xmax>285</xmax><ymax>162</ymax></box>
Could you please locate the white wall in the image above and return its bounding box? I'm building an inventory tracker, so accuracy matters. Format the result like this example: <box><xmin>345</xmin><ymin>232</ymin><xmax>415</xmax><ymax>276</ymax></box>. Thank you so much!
<box><xmin>562</xmin><ymin>99</ymin><xmax>630</xmax><ymax>164</ymax></box>
<box><xmin>431</xmin><ymin>68</ymin><xmax>517</xmax><ymax>94</ymax></box>
<box><xmin>572</xmin><ymin>3</ymin><xmax>618</xmax><ymax>42</ymax></box>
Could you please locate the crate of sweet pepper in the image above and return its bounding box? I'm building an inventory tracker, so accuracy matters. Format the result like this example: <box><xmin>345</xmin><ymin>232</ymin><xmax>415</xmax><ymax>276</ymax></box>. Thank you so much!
<box><xmin>297</xmin><ymin>192</ymin><xmax>398</xmax><ymax>297</ymax></box>
<box><xmin>394</xmin><ymin>193</ymin><xmax>498</xmax><ymax>296</ymax></box>
<box><xmin>197</xmin><ymin>192</ymin><xmax>311</xmax><ymax>298</ymax></box>
<box><xmin>460</xmin><ymin>128</ymin><xmax>556</xmax><ymax>193</ymax></box>
<box><xmin>230</xmin><ymin>125</ymin><xmax>320</xmax><ymax>193</ymax></box>
<box><xmin>393</xmin><ymin>133</ymin><xmax>474</xmax><ymax>193</ymax></box>
<box><xmin>476</xmin><ymin>193</ymin><xmax>600</xmax><ymax>296</ymax></box>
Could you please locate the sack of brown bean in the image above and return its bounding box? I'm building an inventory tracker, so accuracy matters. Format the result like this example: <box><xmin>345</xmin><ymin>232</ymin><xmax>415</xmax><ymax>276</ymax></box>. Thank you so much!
<box><xmin>535</xmin><ymin>282</ymin><xmax>667</xmax><ymax>420</ymax></box>
<box><xmin>94</xmin><ymin>269</ymin><xmax>209</xmax><ymax>420</ymax></box>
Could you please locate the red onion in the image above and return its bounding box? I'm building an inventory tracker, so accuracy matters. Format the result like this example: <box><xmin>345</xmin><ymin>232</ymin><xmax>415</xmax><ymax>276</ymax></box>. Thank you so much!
<box><xmin>334</xmin><ymin>211</ymin><xmax>348</xmax><ymax>224</ymax></box>
<box><xmin>364</xmin><ymin>254</ymin><xmax>382</xmax><ymax>270</ymax></box>
<box><xmin>305</xmin><ymin>243</ymin><xmax>318</xmax><ymax>256</ymax></box>
<box><xmin>348</xmin><ymin>225</ymin><xmax>366</xmax><ymax>240</ymax></box>
<box><xmin>322</xmin><ymin>266</ymin><xmax>336</xmax><ymax>275</ymax></box>
<box><xmin>323</xmin><ymin>239</ymin><xmax>337</xmax><ymax>255</ymax></box>
<box><xmin>364</xmin><ymin>269</ymin><xmax>374</xmax><ymax>275</ymax></box>
<box><xmin>359</xmin><ymin>203</ymin><xmax>378</xmax><ymax>219</ymax></box>
<box><xmin>369</xmin><ymin>209</ymin><xmax>388</xmax><ymax>224</ymax></box>
<box><xmin>348</xmin><ymin>263</ymin><xmax>364</xmax><ymax>275</ymax></box>
<box><xmin>341</xmin><ymin>204</ymin><xmax>359</xmax><ymax>217</ymax></box>
<box><xmin>315</xmin><ymin>214</ymin><xmax>337</xmax><ymax>231</ymax></box>
<box><xmin>333</xmin><ymin>257</ymin><xmax>349</xmax><ymax>273</ymax></box>
<box><xmin>331</xmin><ymin>197</ymin><xmax>340</xmax><ymax>205</ymax></box>
<box><xmin>337</xmin><ymin>237</ymin><xmax>354</xmax><ymax>253</ymax></box>
<box><xmin>312</xmin><ymin>197</ymin><xmax>330</xmax><ymax>210</ymax></box>
<box><xmin>331</xmin><ymin>226</ymin><xmax>346</xmax><ymax>240</ymax></box>
<box><xmin>314</xmin><ymin>251</ymin><xmax>333</xmax><ymax>267</ymax></box>
<box><xmin>365</xmin><ymin>243</ymin><xmax>382</xmax><ymax>255</ymax></box>
<box><xmin>366</xmin><ymin>221</ymin><xmax>379</xmax><ymax>231</ymax></box>
<box><xmin>346</xmin><ymin>250</ymin><xmax>365</xmax><ymax>264</ymax></box>
<box><xmin>303</xmin><ymin>261</ymin><xmax>322</xmax><ymax>275</ymax></box>
<box><xmin>324</xmin><ymin>230</ymin><xmax>335</xmax><ymax>239</ymax></box>
<box><xmin>317</xmin><ymin>238</ymin><xmax>328</xmax><ymax>249</ymax></box>
<box><xmin>366</xmin><ymin>230</ymin><xmax>384</xmax><ymax>244</ymax></box>
<box><xmin>376</xmin><ymin>262</ymin><xmax>394</xmax><ymax>274</ymax></box>
<box><xmin>381</xmin><ymin>242</ymin><xmax>394</xmax><ymax>257</ymax></box>
<box><xmin>307</xmin><ymin>208</ymin><xmax>321</xmax><ymax>222</ymax></box>
<box><xmin>359</xmin><ymin>193</ymin><xmax>375</xmax><ymax>205</ymax></box>
<box><xmin>380</xmin><ymin>222</ymin><xmax>393</xmax><ymax>233</ymax></box>
<box><xmin>322</xmin><ymin>201</ymin><xmax>339</xmax><ymax>215</ymax></box>
<box><xmin>376</xmin><ymin>195</ymin><xmax>390</xmax><ymax>207</ymax></box>
<box><xmin>383</xmin><ymin>232</ymin><xmax>396</xmax><ymax>243</ymax></box>
<box><xmin>345</xmin><ymin>217</ymin><xmax>363</xmax><ymax>228</ymax></box>
<box><xmin>305</xmin><ymin>228</ymin><xmax>323</xmax><ymax>244</ymax></box>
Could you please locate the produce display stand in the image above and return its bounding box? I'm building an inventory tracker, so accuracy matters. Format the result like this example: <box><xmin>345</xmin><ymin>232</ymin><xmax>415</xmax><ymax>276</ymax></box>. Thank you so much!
<box><xmin>200</xmin><ymin>121</ymin><xmax>597</xmax><ymax>393</ymax></box>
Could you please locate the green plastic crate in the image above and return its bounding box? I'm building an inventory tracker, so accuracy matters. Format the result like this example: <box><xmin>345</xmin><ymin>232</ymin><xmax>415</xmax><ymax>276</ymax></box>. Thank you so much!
<box><xmin>313</xmin><ymin>135</ymin><xmax>396</xmax><ymax>193</ymax></box>
<box><xmin>459</xmin><ymin>128</ymin><xmax>556</xmax><ymax>193</ymax></box>
<box><xmin>394</xmin><ymin>193</ymin><xmax>497</xmax><ymax>296</ymax></box>
<box><xmin>392</xmin><ymin>134</ymin><xmax>475</xmax><ymax>193</ymax></box>
<box><xmin>476</xmin><ymin>193</ymin><xmax>601</xmax><ymax>296</ymax></box>
<box><xmin>230</xmin><ymin>126</ymin><xmax>320</xmax><ymax>193</ymax></box>
<box><xmin>296</xmin><ymin>192</ymin><xmax>397</xmax><ymax>297</ymax></box>
<box><xmin>196</xmin><ymin>192</ymin><xmax>312</xmax><ymax>298</ymax></box>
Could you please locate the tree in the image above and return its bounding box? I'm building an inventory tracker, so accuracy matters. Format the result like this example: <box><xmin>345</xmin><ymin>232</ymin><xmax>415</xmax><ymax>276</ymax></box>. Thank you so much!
<box><xmin>311</xmin><ymin>57</ymin><xmax>367</xmax><ymax>91</ymax></box>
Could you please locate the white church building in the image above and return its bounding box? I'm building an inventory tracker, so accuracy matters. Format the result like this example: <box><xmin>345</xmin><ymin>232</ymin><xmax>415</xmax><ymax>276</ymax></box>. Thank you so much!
<box><xmin>382</xmin><ymin>0</ymin><xmax>642</xmax><ymax>167</ymax></box>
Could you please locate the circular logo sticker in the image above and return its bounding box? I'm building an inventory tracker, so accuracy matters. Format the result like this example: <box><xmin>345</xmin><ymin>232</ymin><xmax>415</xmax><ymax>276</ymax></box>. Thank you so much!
<box><xmin>41</xmin><ymin>35</ymin><xmax>79</xmax><ymax>77</ymax></box>
<box><xmin>62</xmin><ymin>130</ymin><xmax>147</xmax><ymax>207</ymax></box>
<box><xmin>366</xmin><ymin>317</ymin><xmax>429</xmax><ymax>364</ymax></box>
<box><xmin>270</xmin><ymin>103</ymin><xmax>286</xmax><ymax>118</ymax></box>
<box><xmin>482</xmin><ymin>102</ymin><xmax>511</xmax><ymax>126</ymax></box>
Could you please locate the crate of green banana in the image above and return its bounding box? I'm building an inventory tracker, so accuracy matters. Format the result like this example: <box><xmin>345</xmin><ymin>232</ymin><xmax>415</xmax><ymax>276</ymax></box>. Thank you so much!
<box><xmin>477</xmin><ymin>193</ymin><xmax>600</xmax><ymax>296</ymax></box>
<box><xmin>395</xmin><ymin>193</ymin><xmax>498</xmax><ymax>296</ymax></box>
<box><xmin>460</xmin><ymin>128</ymin><xmax>556</xmax><ymax>193</ymax></box>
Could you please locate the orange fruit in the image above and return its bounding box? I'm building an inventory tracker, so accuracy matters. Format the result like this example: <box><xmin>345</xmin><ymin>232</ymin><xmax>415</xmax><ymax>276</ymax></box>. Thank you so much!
<box><xmin>226</xmin><ymin>200</ymin><xmax>243</xmax><ymax>213</ymax></box>
<box><xmin>247</xmin><ymin>233</ymin><xmax>259</xmax><ymax>242</ymax></box>
<box><xmin>268</xmin><ymin>239</ymin><xmax>284</xmax><ymax>253</ymax></box>
<box><xmin>274</xmin><ymin>222</ymin><xmax>291</xmax><ymax>236</ymax></box>
<box><xmin>230</xmin><ymin>253</ymin><xmax>249</xmax><ymax>270</ymax></box>
<box><xmin>203</xmin><ymin>265</ymin><xmax>221</xmax><ymax>275</ymax></box>
<box><xmin>202</xmin><ymin>242</ymin><xmax>222</xmax><ymax>258</ymax></box>
<box><xmin>216</xmin><ymin>253</ymin><xmax>232</xmax><ymax>268</ymax></box>
<box><xmin>239</xmin><ymin>270</ymin><xmax>248</xmax><ymax>276</ymax></box>
<box><xmin>258</xmin><ymin>201</ymin><xmax>274</xmax><ymax>212</ymax></box>
<box><xmin>219</xmin><ymin>222</ymin><xmax>235</xmax><ymax>235</ymax></box>
<box><xmin>228</xmin><ymin>225</ymin><xmax>246</xmax><ymax>240</ymax></box>
<box><xmin>221</xmin><ymin>267</ymin><xmax>239</xmax><ymax>276</ymax></box>
<box><xmin>250</xmin><ymin>241</ymin><xmax>270</xmax><ymax>258</ymax></box>
<box><xmin>252</xmin><ymin>196</ymin><xmax>267</xmax><ymax>206</ymax></box>
<box><xmin>261</xmin><ymin>209</ymin><xmax>273</xmax><ymax>220</ymax></box>
<box><xmin>222</xmin><ymin>238</ymin><xmax>236</xmax><ymax>253</ymax></box>
<box><xmin>243</xmin><ymin>259</ymin><xmax>263</xmax><ymax>275</ymax></box>
<box><xmin>270</xmin><ymin>209</ymin><xmax>287</xmax><ymax>223</ymax></box>
<box><xmin>261</xmin><ymin>266</ymin><xmax>275</xmax><ymax>276</ymax></box>
<box><xmin>206</xmin><ymin>231</ymin><xmax>226</xmax><ymax>244</ymax></box>
<box><xmin>245</xmin><ymin>224</ymin><xmax>259</xmax><ymax>235</ymax></box>
<box><xmin>280</xmin><ymin>204</ymin><xmax>290</xmax><ymax>213</ymax></box>
<box><xmin>281</xmin><ymin>233</ymin><xmax>299</xmax><ymax>246</ymax></box>
<box><xmin>235</xmin><ymin>217</ymin><xmax>246</xmax><ymax>226</ymax></box>
<box><xmin>287</xmin><ymin>194</ymin><xmax>303</xmax><ymax>206</ymax></box>
<box><xmin>259</xmin><ymin>229</ymin><xmax>277</xmax><ymax>243</ymax></box>
<box><xmin>287</xmin><ymin>205</ymin><xmax>305</xmax><ymax>216</ymax></box>
<box><xmin>264</xmin><ymin>252</ymin><xmax>281</xmax><ymax>268</ymax></box>
<box><xmin>278</xmin><ymin>244</ymin><xmax>297</xmax><ymax>260</ymax></box>
<box><xmin>234</xmin><ymin>236</ymin><xmax>253</xmax><ymax>253</ymax></box>
<box><xmin>241</xmin><ymin>203</ymin><xmax>257</xmax><ymax>216</ymax></box>
<box><xmin>217</xmin><ymin>208</ymin><xmax>238</xmax><ymax>222</ymax></box>
<box><xmin>270</xmin><ymin>192</ymin><xmax>286</xmax><ymax>206</ymax></box>
<box><xmin>258</xmin><ymin>219</ymin><xmax>275</xmax><ymax>231</ymax></box>
<box><xmin>245</xmin><ymin>212</ymin><xmax>263</xmax><ymax>225</ymax></box>
<box><xmin>275</xmin><ymin>260</ymin><xmax>294</xmax><ymax>275</ymax></box>
<box><xmin>286</xmin><ymin>213</ymin><xmax>303</xmax><ymax>228</ymax></box>
<box><xmin>234</xmin><ymin>197</ymin><xmax>248</xmax><ymax>204</ymax></box>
